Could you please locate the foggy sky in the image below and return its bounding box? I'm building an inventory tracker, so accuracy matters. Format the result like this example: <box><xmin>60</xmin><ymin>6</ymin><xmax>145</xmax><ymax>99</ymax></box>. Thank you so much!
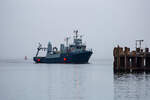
<box><xmin>0</xmin><ymin>0</ymin><xmax>150</xmax><ymax>59</ymax></box>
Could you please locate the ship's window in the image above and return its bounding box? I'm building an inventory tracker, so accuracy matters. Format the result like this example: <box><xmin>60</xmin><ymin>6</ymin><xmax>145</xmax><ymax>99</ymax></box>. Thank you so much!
<box><xmin>70</xmin><ymin>45</ymin><xmax>75</xmax><ymax>48</ymax></box>
<box><xmin>77</xmin><ymin>46</ymin><xmax>81</xmax><ymax>49</ymax></box>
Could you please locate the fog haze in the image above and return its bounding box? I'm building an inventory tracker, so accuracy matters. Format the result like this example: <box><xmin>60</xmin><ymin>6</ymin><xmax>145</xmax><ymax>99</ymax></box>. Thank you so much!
<box><xmin>0</xmin><ymin>0</ymin><xmax>150</xmax><ymax>59</ymax></box>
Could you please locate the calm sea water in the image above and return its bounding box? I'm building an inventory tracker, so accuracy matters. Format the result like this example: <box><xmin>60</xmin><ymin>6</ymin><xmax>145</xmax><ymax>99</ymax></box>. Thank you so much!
<box><xmin>0</xmin><ymin>59</ymin><xmax>150</xmax><ymax>100</ymax></box>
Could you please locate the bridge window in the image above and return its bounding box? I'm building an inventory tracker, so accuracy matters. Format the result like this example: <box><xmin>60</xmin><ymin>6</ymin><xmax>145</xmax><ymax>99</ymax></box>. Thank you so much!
<box><xmin>77</xmin><ymin>46</ymin><xmax>81</xmax><ymax>49</ymax></box>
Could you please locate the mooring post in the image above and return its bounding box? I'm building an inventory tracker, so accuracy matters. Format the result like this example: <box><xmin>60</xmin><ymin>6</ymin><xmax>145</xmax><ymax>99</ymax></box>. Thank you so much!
<box><xmin>117</xmin><ymin>46</ymin><xmax>120</xmax><ymax>71</ymax></box>
<box><xmin>113</xmin><ymin>47</ymin><xmax>117</xmax><ymax>72</ymax></box>
<box><xmin>124</xmin><ymin>47</ymin><xmax>126</xmax><ymax>71</ymax></box>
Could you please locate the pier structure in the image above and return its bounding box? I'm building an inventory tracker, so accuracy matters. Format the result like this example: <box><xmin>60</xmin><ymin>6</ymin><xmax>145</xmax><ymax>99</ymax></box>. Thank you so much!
<box><xmin>113</xmin><ymin>40</ymin><xmax>150</xmax><ymax>73</ymax></box>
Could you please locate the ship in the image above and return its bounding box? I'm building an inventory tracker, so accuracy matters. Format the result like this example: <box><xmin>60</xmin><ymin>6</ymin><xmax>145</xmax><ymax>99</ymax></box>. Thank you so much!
<box><xmin>33</xmin><ymin>30</ymin><xmax>93</xmax><ymax>63</ymax></box>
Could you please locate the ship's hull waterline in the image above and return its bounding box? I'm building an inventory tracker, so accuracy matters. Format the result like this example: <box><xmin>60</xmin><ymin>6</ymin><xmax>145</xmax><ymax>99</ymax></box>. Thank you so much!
<box><xmin>33</xmin><ymin>51</ymin><xmax>92</xmax><ymax>64</ymax></box>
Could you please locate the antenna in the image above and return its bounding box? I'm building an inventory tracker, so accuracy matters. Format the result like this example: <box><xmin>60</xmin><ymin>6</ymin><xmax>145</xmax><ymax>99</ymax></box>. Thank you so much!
<box><xmin>65</xmin><ymin>37</ymin><xmax>70</xmax><ymax>47</ymax></box>
<box><xmin>136</xmin><ymin>40</ymin><xmax>144</xmax><ymax>49</ymax></box>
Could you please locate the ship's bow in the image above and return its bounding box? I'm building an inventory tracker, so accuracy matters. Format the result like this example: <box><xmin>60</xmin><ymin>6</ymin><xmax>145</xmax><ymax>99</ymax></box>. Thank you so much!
<box><xmin>71</xmin><ymin>51</ymin><xmax>93</xmax><ymax>63</ymax></box>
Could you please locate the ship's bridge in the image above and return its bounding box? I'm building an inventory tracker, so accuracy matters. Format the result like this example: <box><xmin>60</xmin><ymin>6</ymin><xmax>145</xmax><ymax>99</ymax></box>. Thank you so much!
<box><xmin>74</xmin><ymin>38</ymin><xmax>82</xmax><ymax>45</ymax></box>
<box><xmin>69</xmin><ymin>44</ymin><xmax>86</xmax><ymax>52</ymax></box>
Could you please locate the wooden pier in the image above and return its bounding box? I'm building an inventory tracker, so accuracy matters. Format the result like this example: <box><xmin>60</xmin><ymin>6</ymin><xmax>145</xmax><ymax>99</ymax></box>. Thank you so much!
<box><xmin>113</xmin><ymin>40</ymin><xmax>150</xmax><ymax>73</ymax></box>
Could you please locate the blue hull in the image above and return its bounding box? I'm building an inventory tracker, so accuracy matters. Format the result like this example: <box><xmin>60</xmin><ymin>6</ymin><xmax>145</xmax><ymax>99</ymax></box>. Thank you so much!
<box><xmin>33</xmin><ymin>51</ymin><xmax>92</xmax><ymax>64</ymax></box>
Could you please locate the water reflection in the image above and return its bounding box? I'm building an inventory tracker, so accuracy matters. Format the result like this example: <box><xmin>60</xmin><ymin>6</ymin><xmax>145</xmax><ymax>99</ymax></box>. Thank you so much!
<box><xmin>47</xmin><ymin>62</ymin><xmax>113</xmax><ymax>100</ymax></box>
<box><xmin>114</xmin><ymin>73</ymin><xmax>150</xmax><ymax>100</ymax></box>
<box><xmin>47</xmin><ymin>65</ymin><xmax>84</xmax><ymax>100</ymax></box>
<box><xmin>72</xmin><ymin>67</ymin><xmax>83</xmax><ymax>100</ymax></box>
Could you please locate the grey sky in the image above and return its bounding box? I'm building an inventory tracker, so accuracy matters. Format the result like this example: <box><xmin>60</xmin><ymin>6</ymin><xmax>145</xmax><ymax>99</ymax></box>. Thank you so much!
<box><xmin>0</xmin><ymin>0</ymin><xmax>150</xmax><ymax>59</ymax></box>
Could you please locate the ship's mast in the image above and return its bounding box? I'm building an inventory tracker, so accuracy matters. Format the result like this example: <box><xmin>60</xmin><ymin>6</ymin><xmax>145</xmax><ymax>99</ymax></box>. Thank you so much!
<box><xmin>74</xmin><ymin>30</ymin><xmax>79</xmax><ymax>39</ymax></box>
<box><xmin>65</xmin><ymin>37</ymin><xmax>70</xmax><ymax>47</ymax></box>
<box><xmin>73</xmin><ymin>30</ymin><xmax>84</xmax><ymax>46</ymax></box>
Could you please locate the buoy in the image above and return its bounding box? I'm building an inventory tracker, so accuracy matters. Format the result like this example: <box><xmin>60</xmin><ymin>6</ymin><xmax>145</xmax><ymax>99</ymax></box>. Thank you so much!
<box><xmin>24</xmin><ymin>56</ymin><xmax>27</xmax><ymax>60</ymax></box>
